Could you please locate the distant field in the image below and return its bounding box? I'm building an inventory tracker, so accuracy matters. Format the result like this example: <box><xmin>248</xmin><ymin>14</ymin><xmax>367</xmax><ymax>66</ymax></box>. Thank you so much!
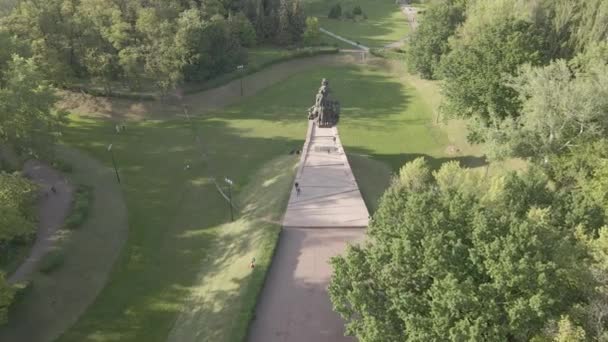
<box><xmin>305</xmin><ymin>0</ymin><xmax>409</xmax><ymax>47</ymax></box>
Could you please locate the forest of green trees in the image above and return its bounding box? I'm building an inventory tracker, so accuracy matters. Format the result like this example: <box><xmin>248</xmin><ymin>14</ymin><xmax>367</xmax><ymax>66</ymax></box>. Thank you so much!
<box><xmin>0</xmin><ymin>0</ymin><xmax>310</xmax><ymax>94</ymax></box>
<box><xmin>331</xmin><ymin>0</ymin><xmax>608</xmax><ymax>340</ymax></box>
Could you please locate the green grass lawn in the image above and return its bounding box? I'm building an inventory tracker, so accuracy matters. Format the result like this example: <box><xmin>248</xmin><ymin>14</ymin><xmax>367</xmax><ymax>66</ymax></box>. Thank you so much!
<box><xmin>51</xmin><ymin>61</ymin><xmax>475</xmax><ymax>341</ymax></box>
<box><xmin>306</xmin><ymin>0</ymin><xmax>409</xmax><ymax>47</ymax></box>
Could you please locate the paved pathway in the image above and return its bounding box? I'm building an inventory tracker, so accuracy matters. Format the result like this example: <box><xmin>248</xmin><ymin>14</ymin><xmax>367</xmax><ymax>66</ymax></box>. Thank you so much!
<box><xmin>283</xmin><ymin>122</ymin><xmax>369</xmax><ymax>228</ymax></box>
<box><xmin>248</xmin><ymin>122</ymin><xmax>369</xmax><ymax>342</ymax></box>
<box><xmin>320</xmin><ymin>28</ymin><xmax>370</xmax><ymax>52</ymax></box>
<box><xmin>0</xmin><ymin>146</ymin><xmax>128</xmax><ymax>342</ymax></box>
<box><xmin>9</xmin><ymin>160</ymin><xmax>74</xmax><ymax>284</ymax></box>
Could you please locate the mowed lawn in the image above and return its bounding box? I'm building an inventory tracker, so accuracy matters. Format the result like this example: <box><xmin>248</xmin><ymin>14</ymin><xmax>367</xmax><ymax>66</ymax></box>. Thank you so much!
<box><xmin>305</xmin><ymin>0</ymin><xmax>409</xmax><ymax>47</ymax></box>
<box><xmin>57</xmin><ymin>63</ymin><xmax>453</xmax><ymax>341</ymax></box>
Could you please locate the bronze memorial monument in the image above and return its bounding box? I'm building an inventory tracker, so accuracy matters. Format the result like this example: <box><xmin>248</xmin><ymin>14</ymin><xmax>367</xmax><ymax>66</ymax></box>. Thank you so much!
<box><xmin>307</xmin><ymin>78</ymin><xmax>340</xmax><ymax>127</ymax></box>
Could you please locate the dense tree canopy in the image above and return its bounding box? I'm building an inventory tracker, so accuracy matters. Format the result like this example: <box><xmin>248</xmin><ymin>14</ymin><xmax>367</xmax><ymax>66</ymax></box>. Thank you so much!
<box><xmin>0</xmin><ymin>0</ymin><xmax>309</xmax><ymax>93</ymax></box>
<box><xmin>0</xmin><ymin>56</ymin><xmax>65</xmax><ymax>155</ymax></box>
<box><xmin>405</xmin><ymin>0</ymin><xmax>467</xmax><ymax>79</ymax></box>
<box><xmin>330</xmin><ymin>159</ymin><xmax>590</xmax><ymax>341</ymax></box>
<box><xmin>439</xmin><ymin>3</ymin><xmax>546</xmax><ymax>122</ymax></box>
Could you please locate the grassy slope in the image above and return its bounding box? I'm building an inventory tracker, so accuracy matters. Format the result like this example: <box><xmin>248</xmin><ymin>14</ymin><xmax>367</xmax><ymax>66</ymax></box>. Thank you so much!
<box><xmin>56</xmin><ymin>62</ymin><xmax>462</xmax><ymax>341</ymax></box>
<box><xmin>306</xmin><ymin>0</ymin><xmax>409</xmax><ymax>47</ymax></box>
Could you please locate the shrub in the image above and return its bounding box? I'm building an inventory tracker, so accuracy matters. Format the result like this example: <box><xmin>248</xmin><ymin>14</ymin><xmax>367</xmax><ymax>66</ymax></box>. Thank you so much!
<box><xmin>64</xmin><ymin>184</ymin><xmax>93</xmax><ymax>230</ymax></box>
<box><xmin>0</xmin><ymin>273</ymin><xmax>15</xmax><ymax>325</ymax></box>
<box><xmin>353</xmin><ymin>5</ymin><xmax>362</xmax><ymax>15</ymax></box>
<box><xmin>303</xmin><ymin>17</ymin><xmax>321</xmax><ymax>45</ymax></box>
<box><xmin>39</xmin><ymin>250</ymin><xmax>65</xmax><ymax>274</ymax></box>
<box><xmin>52</xmin><ymin>159</ymin><xmax>72</xmax><ymax>173</ymax></box>
<box><xmin>11</xmin><ymin>281</ymin><xmax>32</xmax><ymax>304</ymax></box>
<box><xmin>328</xmin><ymin>3</ymin><xmax>342</xmax><ymax>19</ymax></box>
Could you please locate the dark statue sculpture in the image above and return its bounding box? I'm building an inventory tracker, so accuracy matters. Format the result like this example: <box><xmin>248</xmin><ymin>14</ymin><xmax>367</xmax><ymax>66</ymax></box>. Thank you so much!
<box><xmin>308</xmin><ymin>78</ymin><xmax>340</xmax><ymax>127</ymax></box>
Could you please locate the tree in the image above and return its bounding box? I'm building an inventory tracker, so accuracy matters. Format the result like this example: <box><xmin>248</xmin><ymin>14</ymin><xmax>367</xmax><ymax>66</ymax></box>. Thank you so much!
<box><xmin>328</xmin><ymin>3</ymin><xmax>341</xmax><ymax>19</ymax></box>
<box><xmin>303</xmin><ymin>16</ymin><xmax>321</xmax><ymax>45</ymax></box>
<box><xmin>330</xmin><ymin>158</ymin><xmax>588</xmax><ymax>341</ymax></box>
<box><xmin>0</xmin><ymin>171</ymin><xmax>37</xmax><ymax>248</ymax></box>
<box><xmin>228</xmin><ymin>12</ymin><xmax>257</xmax><ymax>47</ymax></box>
<box><xmin>136</xmin><ymin>8</ymin><xmax>191</xmax><ymax>94</ymax></box>
<box><xmin>0</xmin><ymin>272</ymin><xmax>15</xmax><ymax>325</ymax></box>
<box><xmin>580</xmin><ymin>227</ymin><xmax>608</xmax><ymax>340</ymax></box>
<box><xmin>276</xmin><ymin>0</ymin><xmax>291</xmax><ymax>45</ymax></box>
<box><xmin>0</xmin><ymin>56</ymin><xmax>65</xmax><ymax>155</ymax></box>
<box><xmin>289</xmin><ymin>0</ymin><xmax>305</xmax><ymax>43</ymax></box>
<box><xmin>184</xmin><ymin>14</ymin><xmax>245</xmax><ymax>81</ymax></box>
<box><xmin>405</xmin><ymin>0</ymin><xmax>467</xmax><ymax>79</ymax></box>
<box><xmin>570</xmin><ymin>0</ymin><xmax>608</xmax><ymax>53</ymax></box>
<box><xmin>478</xmin><ymin>54</ymin><xmax>608</xmax><ymax>163</ymax></box>
<box><xmin>439</xmin><ymin>13</ymin><xmax>545</xmax><ymax>122</ymax></box>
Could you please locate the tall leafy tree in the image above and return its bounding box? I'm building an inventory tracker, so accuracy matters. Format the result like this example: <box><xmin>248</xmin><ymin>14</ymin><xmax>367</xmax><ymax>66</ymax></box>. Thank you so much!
<box><xmin>330</xmin><ymin>158</ymin><xmax>588</xmax><ymax>341</ymax></box>
<box><xmin>276</xmin><ymin>0</ymin><xmax>291</xmax><ymax>45</ymax></box>
<box><xmin>439</xmin><ymin>11</ymin><xmax>545</xmax><ymax>123</ymax></box>
<box><xmin>289</xmin><ymin>0</ymin><xmax>305</xmax><ymax>43</ymax></box>
<box><xmin>406</xmin><ymin>0</ymin><xmax>467</xmax><ymax>79</ymax></box>
<box><xmin>0</xmin><ymin>56</ymin><xmax>65</xmax><ymax>155</ymax></box>
<box><xmin>478</xmin><ymin>46</ymin><xmax>608</xmax><ymax>163</ymax></box>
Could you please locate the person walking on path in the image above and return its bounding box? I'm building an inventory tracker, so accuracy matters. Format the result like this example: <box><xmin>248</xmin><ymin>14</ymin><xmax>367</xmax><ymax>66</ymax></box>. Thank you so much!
<box><xmin>295</xmin><ymin>182</ymin><xmax>301</xmax><ymax>196</ymax></box>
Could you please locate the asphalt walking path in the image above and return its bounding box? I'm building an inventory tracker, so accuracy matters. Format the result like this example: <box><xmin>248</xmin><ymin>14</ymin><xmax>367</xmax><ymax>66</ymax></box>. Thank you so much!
<box><xmin>9</xmin><ymin>160</ymin><xmax>74</xmax><ymax>284</ymax></box>
<box><xmin>0</xmin><ymin>146</ymin><xmax>128</xmax><ymax>342</ymax></box>
<box><xmin>248</xmin><ymin>122</ymin><xmax>369</xmax><ymax>342</ymax></box>
<box><xmin>320</xmin><ymin>28</ymin><xmax>370</xmax><ymax>52</ymax></box>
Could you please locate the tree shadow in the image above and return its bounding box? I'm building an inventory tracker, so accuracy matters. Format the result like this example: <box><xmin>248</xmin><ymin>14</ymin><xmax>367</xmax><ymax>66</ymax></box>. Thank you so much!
<box><xmin>48</xmin><ymin>117</ymin><xmax>307</xmax><ymax>341</ymax></box>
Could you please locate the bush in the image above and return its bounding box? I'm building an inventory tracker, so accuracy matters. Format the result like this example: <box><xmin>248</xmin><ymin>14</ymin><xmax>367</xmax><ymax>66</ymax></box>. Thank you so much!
<box><xmin>353</xmin><ymin>5</ymin><xmax>362</xmax><ymax>15</ymax></box>
<box><xmin>328</xmin><ymin>3</ymin><xmax>342</xmax><ymax>19</ymax></box>
<box><xmin>38</xmin><ymin>250</ymin><xmax>65</xmax><ymax>274</ymax></box>
<box><xmin>52</xmin><ymin>159</ymin><xmax>72</xmax><ymax>173</ymax></box>
<box><xmin>303</xmin><ymin>17</ymin><xmax>321</xmax><ymax>45</ymax></box>
<box><xmin>11</xmin><ymin>281</ymin><xmax>32</xmax><ymax>304</ymax></box>
<box><xmin>0</xmin><ymin>173</ymin><xmax>37</xmax><ymax>247</ymax></box>
<box><xmin>64</xmin><ymin>184</ymin><xmax>93</xmax><ymax>230</ymax></box>
<box><xmin>0</xmin><ymin>273</ymin><xmax>15</xmax><ymax>325</ymax></box>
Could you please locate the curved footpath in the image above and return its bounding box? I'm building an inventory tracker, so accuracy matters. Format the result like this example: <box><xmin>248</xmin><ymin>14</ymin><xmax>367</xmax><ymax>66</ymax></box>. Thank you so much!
<box><xmin>247</xmin><ymin>122</ymin><xmax>369</xmax><ymax>342</ymax></box>
<box><xmin>0</xmin><ymin>146</ymin><xmax>128</xmax><ymax>342</ymax></box>
<box><xmin>9</xmin><ymin>160</ymin><xmax>74</xmax><ymax>284</ymax></box>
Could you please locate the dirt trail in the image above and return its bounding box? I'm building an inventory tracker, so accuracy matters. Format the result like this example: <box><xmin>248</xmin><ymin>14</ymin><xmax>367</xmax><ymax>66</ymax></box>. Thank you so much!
<box><xmin>8</xmin><ymin>160</ymin><xmax>74</xmax><ymax>284</ymax></box>
<box><xmin>59</xmin><ymin>52</ymin><xmax>363</xmax><ymax>121</ymax></box>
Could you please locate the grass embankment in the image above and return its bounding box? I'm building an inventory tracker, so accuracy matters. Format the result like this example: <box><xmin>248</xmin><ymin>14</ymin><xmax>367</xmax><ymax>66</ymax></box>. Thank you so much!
<box><xmin>305</xmin><ymin>0</ymin><xmax>409</xmax><ymax>47</ymax></box>
<box><xmin>52</xmin><ymin>61</ymin><xmax>477</xmax><ymax>341</ymax></box>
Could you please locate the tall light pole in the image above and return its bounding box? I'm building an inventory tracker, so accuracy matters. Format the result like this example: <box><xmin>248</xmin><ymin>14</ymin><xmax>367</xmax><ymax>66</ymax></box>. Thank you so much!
<box><xmin>224</xmin><ymin>177</ymin><xmax>234</xmax><ymax>221</ymax></box>
<box><xmin>108</xmin><ymin>144</ymin><xmax>121</xmax><ymax>184</ymax></box>
<box><xmin>237</xmin><ymin>65</ymin><xmax>244</xmax><ymax>96</ymax></box>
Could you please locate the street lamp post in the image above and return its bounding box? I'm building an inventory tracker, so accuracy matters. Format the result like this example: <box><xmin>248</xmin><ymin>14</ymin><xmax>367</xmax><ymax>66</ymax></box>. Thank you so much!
<box><xmin>237</xmin><ymin>65</ymin><xmax>244</xmax><ymax>96</ymax></box>
<box><xmin>225</xmin><ymin>177</ymin><xmax>234</xmax><ymax>221</ymax></box>
<box><xmin>108</xmin><ymin>144</ymin><xmax>121</xmax><ymax>184</ymax></box>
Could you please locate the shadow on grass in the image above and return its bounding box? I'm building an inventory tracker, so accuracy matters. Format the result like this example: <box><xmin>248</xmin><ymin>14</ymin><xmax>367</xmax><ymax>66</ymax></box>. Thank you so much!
<box><xmin>52</xmin><ymin>117</ymin><xmax>301</xmax><ymax>342</ymax></box>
